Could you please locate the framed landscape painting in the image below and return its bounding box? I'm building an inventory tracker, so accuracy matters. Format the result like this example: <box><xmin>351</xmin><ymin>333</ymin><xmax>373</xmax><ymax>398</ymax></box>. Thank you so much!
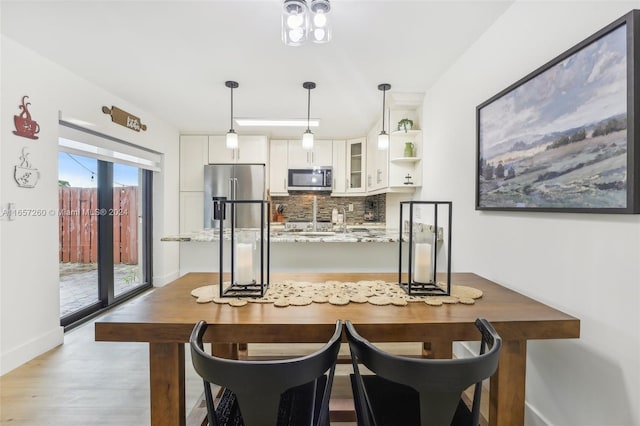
<box><xmin>476</xmin><ymin>10</ymin><xmax>640</xmax><ymax>213</ymax></box>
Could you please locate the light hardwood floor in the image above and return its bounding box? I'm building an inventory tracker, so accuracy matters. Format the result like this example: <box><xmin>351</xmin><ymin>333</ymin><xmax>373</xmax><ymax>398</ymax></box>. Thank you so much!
<box><xmin>0</xmin><ymin>305</ymin><xmax>378</xmax><ymax>425</ymax></box>
<box><xmin>1</xmin><ymin>302</ymin><xmax>483</xmax><ymax>426</ymax></box>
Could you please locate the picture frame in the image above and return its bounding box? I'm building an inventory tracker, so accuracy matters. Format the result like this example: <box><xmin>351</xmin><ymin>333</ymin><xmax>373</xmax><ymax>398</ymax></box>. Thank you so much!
<box><xmin>476</xmin><ymin>10</ymin><xmax>640</xmax><ymax>213</ymax></box>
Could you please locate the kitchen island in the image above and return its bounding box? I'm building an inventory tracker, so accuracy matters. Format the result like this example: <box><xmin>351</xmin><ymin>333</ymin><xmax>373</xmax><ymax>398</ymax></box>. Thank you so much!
<box><xmin>162</xmin><ymin>225</ymin><xmax>400</xmax><ymax>275</ymax></box>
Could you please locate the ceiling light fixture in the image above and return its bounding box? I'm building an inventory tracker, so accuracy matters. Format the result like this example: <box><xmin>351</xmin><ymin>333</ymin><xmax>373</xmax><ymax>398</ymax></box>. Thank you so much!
<box><xmin>282</xmin><ymin>0</ymin><xmax>331</xmax><ymax>46</ymax></box>
<box><xmin>235</xmin><ymin>118</ymin><xmax>320</xmax><ymax>127</ymax></box>
<box><xmin>377</xmin><ymin>83</ymin><xmax>391</xmax><ymax>150</ymax></box>
<box><xmin>225</xmin><ymin>80</ymin><xmax>239</xmax><ymax>149</ymax></box>
<box><xmin>302</xmin><ymin>81</ymin><xmax>316</xmax><ymax>150</ymax></box>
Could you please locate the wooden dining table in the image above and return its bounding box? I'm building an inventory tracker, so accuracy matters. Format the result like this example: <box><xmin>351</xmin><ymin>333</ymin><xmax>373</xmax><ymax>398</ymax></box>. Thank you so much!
<box><xmin>95</xmin><ymin>272</ymin><xmax>580</xmax><ymax>426</ymax></box>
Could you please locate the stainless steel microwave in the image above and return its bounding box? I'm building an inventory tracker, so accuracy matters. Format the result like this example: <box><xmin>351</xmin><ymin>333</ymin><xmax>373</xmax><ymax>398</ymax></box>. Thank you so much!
<box><xmin>287</xmin><ymin>167</ymin><xmax>332</xmax><ymax>191</ymax></box>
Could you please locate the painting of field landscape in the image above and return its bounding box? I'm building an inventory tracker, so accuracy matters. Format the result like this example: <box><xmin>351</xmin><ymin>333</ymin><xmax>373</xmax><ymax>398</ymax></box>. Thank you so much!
<box><xmin>477</xmin><ymin>24</ymin><xmax>628</xmax><ymax>210</ymax></box>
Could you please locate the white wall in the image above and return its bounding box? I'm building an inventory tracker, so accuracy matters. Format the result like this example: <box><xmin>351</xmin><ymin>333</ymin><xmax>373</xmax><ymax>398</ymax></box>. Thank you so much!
<box><xmin>420</xmin><ymin>2</ymin><xmax>640</xmax><ymax>424</ymax></box>
<box><xmin>0</xmin><ymin>35</ymin><xmax>180</xmax><ymax>375</ymax></box>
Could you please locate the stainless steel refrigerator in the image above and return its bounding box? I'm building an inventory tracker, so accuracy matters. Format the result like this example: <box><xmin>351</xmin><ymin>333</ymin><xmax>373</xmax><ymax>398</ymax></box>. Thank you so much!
<box><xmin>204</xmin><ymin>163</ymin><xmax>266</xmax><ymax>229</ymax></box>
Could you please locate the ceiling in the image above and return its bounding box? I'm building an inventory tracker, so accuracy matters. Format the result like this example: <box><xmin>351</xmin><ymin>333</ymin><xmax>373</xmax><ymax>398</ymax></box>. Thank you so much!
<box><xmin>1</xmin><ymin>0</ymin><xmax>513</xmax><ymax>139</ymax></box>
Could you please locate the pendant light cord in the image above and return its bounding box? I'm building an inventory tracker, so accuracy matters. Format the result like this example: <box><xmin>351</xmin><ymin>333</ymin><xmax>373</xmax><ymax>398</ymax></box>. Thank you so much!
<box><xmin>230</xmin><ymin>86</ymin><xmax>234</xmax><ymax>131</ymax></box>
<box><xmin>381</xmin><ymin>86</ymin><xmax>386</xmax><ymax>132</ymax></box>
<box><xmin>306</xmin><ymin>86</ymin><xmax>311</xmax><ymax>132</ymax></box>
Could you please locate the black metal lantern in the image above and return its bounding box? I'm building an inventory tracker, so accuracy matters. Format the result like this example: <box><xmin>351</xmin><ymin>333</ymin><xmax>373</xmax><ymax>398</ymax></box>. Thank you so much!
<box><xmin>398</xmin><ymin>201</ymin><xmax>452</xmax><ymax>296</ymax></box>
<box><xmin>214</xmin><ymin>198</ymin><xmax>270</xmax><ymax>298</ymax></box>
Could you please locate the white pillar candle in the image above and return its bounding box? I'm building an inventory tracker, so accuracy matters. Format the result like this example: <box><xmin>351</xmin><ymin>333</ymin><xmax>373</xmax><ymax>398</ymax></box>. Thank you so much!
<box><xmin>414</xmin><ymin>242</ymin><xmax>432</xmax><ymax>283</ymax></box>
<box><xmin>235</xmin><ymin>242</ymin><xmax>254</xmax><ymax>284</ymax></box>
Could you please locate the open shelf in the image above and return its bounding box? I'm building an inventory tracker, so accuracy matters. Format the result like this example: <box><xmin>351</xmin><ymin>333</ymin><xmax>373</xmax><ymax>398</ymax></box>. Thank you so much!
<box><xmin>391</xmin><ymin>129</ymin><xmax>421</xmax><ymax>136</ymax></box>
<box><xmin>390</xmin><ymin>157</ymin><xmax>421</xmax><ymax>164</ymax></box>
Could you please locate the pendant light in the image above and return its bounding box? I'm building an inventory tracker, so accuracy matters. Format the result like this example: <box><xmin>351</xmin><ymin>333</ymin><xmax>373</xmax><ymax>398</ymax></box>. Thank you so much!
<box><xmin>225</xmin><ymin>80</ymin><xmax>239</xmax><ymax>149</ymax></box>
<box><xmin>302</xmin><ymin>81</ymin><xmax>316</xmax><ymax>150</ymax></box>
<box><xmin>377</xmin><ymin>83</ymin><xmax>391</xmax><ymax>150</ymax></box>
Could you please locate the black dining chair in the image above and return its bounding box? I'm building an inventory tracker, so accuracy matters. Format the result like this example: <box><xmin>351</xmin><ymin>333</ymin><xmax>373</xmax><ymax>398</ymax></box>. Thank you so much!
<box><xmin>190</xmin><ymin>320</ymin><xmax>343</xmax><ymax>426</ymax></box>
<box><xmin>345</xmin><ymin>318</ymin><xmax>502</xmax><ymax>426</ymax></box>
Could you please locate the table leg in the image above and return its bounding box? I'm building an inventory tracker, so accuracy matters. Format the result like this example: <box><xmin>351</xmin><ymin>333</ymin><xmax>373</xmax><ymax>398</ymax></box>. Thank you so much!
<box><xmin>150</xmin><ymin>342</ymin><xmax>186</xmax><ymax>426</ymax></box>
<box><xmin>489</xmin><ymin>339</ymin><xmax>526</xmax><ymax>426</ymax></box>
<box><xmin>211</xmin><ymin>343</ymin><xmax>240</xmax><ymax>359</ymax></box>
<box><xmin>422</xmin><ymin>340</ymin><xmax>453</xmax><ymax>359</ymax></box>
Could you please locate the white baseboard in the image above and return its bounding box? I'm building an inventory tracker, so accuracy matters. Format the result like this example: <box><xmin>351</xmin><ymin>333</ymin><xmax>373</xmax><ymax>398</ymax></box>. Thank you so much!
<box><xmin>0</xmin><ymin>325</ymin><xmax>64</xmax><ymax>375</ymax></box>
<box><xmin>153</xmin><ymin>270</ymin><xmax>180</xmax><ymax>287</ymax></box>
<box><xmin>525</xmin><ymin>401</ymin><xmax>552</xmax><ymax>425</ymax></box>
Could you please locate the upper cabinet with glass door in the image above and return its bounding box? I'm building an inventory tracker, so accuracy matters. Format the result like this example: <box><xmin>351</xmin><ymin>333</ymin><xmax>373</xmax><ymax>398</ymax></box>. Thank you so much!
<box><xmin>346</xmin><ymin>137</ymin><xmax>366</xmax><ymax>193</ymax></box>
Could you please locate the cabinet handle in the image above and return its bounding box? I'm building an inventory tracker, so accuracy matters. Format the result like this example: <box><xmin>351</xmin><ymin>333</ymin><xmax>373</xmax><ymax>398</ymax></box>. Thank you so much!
<box><xmin>377</xmin><ymin>169</ymin><xmax>382</xmax><ymax>183</ymax></box>
<box><xmin>368</xmin><ymin>175</ymin><xmax>372</xmax><ymax>187</ymax></box>
<box><xmin>284</xmin><ymin>178</ymin><xmax>287</xmax><ymax>189</ymax></box>
<box><xmin>236</xmin><ymin>149</ymin><xmax>240</xmax><ymax>161</ymax></box>
<box><xmin>332</xmin><ymin>178</ymin><xmax>335</xmax><ymax>190</ymax></box>
<box><xmin>346</xmin><ymin>178</ymin><xmax>349</xmax><ymax>189</ymax></box>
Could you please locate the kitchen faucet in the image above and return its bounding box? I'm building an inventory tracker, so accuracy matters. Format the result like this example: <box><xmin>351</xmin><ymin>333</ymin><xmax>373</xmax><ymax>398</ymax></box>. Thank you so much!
<box><xmin>341</xmin><ymin>207</ymin><xmax>347</xmax><ymax>233</ymax></box>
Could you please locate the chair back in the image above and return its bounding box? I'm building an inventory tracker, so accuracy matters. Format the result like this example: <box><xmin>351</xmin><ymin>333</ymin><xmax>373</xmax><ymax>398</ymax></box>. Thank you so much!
<box><xmin>190</xmin><ymin>320</ymin><xmax>343</xmax><ymax>426</ymax></box>
<box><xmin>346</xmin><ymin>318</ymin><xmax>502</xmax><ymax>426</ymax></box>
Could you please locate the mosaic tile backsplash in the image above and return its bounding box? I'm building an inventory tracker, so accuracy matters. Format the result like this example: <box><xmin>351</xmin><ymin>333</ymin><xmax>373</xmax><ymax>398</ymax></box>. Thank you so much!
<box><xmin>271</xmin><ymin>193</ymin><xmax>385</xmax><ymax>224</ymax></box>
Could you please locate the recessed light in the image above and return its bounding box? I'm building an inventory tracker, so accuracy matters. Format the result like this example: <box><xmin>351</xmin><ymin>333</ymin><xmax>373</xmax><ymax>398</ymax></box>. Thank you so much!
<box><xmin>235</xmin><ymin>118</ymin><xmax>320</xmax><ymax>127</ymax></box>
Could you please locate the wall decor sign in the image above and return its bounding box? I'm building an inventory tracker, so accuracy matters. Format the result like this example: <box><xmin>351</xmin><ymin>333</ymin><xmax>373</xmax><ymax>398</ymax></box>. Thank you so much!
<box><xmin>13</xmin><ymin>96</ymin><xmax>40</xmax><ymax>140</ymax></box>
<box><xmin>476</xmin><ymin>10</ymin><xmax>640</xmax><ymax>214</ymax></box>
<box><xmin>102</xmin><ymin>105</ymin><xmax>147</xmax><ymax>132</ymax></box>
<box><xmin>14</xmin><ymin>147</ymin><xmax>40</xmax><ymax>188</ymax></box>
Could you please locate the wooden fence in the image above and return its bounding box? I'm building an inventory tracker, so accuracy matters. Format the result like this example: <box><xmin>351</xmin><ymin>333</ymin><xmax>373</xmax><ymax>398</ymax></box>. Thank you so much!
<box><xmin>59</xmin><ymin>186</ymin><xmax>138</xmax><ymax>264</ymax></box>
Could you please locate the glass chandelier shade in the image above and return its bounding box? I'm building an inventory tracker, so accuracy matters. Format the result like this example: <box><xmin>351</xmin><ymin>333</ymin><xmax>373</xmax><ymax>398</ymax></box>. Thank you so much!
<box><xmin>282</xmin><ymin>0</ymin><xmax>309</xmax><ymax>46</ymax></box>
<box><xmin>310</xmin><ymin>0</ymin><xmax>331</xmax><ymax>43</ymax></box>
<box><xmin>225</xmin><ymin>80</ymin><xmax>239</xmax><ymax>149</ymax></box>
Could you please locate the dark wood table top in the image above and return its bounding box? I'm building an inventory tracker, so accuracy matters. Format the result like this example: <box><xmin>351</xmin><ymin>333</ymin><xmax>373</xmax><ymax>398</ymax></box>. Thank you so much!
<box><xmin>95</xmin><ymin>272</ymin><xmax>580</xmax><ymax>344</ymax></box>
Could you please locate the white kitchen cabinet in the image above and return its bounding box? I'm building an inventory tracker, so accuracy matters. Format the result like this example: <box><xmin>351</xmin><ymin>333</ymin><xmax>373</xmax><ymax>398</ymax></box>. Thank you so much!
<box><xmin>180</xmin><ymin>191</ymin><xmax>205</xmax><ymax>233</ymax></box>
<box><xmin>346</xmin><ymin>137</ymin><xmax>366</xmax><ymax>193</ymax></box>
<box><xmin>331</xmin><ymin>139</ymin><xmax>347</xmax><ymax>195</ymax></box>
<box><xmin>361</xmin><ymin>106</ymin><xmax>422</xmax><ymax>194</ymax></box>
<box><xmin>366</xmin><ymin>125</ymin><xmax>388</xmax><ymax>194</ymax></box>
<box><xmin>287</xmin><ymin>139</ymin><xmax>332</xmax><ymax>168</ymax></box>
<box><xmin>180</xmin><ymin>135</ymin><xmax>209</xmax><ymax>191</ymax></box>
<box><xmin>269</xmin><ymin>139</ymin><xmax>289</xmax><ymax>196</ymax></box>
<box><xmin>208</xmin><ymin>135</ymin><xmax>268</xmax><ymax>164</ymax></box>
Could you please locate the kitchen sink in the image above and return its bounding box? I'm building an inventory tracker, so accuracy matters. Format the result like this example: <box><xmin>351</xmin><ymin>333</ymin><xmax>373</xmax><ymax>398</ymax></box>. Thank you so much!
<box><xmin>297</xmin><ymin>231</ymin><xmax>337</xmax><ymax>236</ymax></box>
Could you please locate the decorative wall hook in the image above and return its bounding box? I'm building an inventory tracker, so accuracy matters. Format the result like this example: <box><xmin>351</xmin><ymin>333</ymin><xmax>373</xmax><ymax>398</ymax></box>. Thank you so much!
<box><xmin>102</xmin><ymin>105</ymin><xmax>147</xmax><ymax>132</ymax></box>
<box><xmin>13</xmin><ymin>96</ymin><xmax>40</xmax><ymax>140</ymax></box>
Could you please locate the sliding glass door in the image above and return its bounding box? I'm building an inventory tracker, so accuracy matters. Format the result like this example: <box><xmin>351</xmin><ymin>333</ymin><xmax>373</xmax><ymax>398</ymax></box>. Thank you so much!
<box><xmin>58</xmin><ymin>153</ymin><xmax>100</xmax><ymax>318</ymax></box>
<box><xmin>113</xmin><ymin>163</ymin><xmax>148</xmax><ymax>298</ymax></box>
<box><xmin>59</xmin><ymin>152</ymin><xmax>152</xmax><ymax>328</ymax></box>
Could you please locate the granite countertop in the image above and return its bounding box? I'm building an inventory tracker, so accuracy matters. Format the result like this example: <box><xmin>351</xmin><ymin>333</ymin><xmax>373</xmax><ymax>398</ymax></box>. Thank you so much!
<box><xmin>161</xmin><ymin>224</ymin><xmax>399</xmax><ymax>243</ymax></box>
